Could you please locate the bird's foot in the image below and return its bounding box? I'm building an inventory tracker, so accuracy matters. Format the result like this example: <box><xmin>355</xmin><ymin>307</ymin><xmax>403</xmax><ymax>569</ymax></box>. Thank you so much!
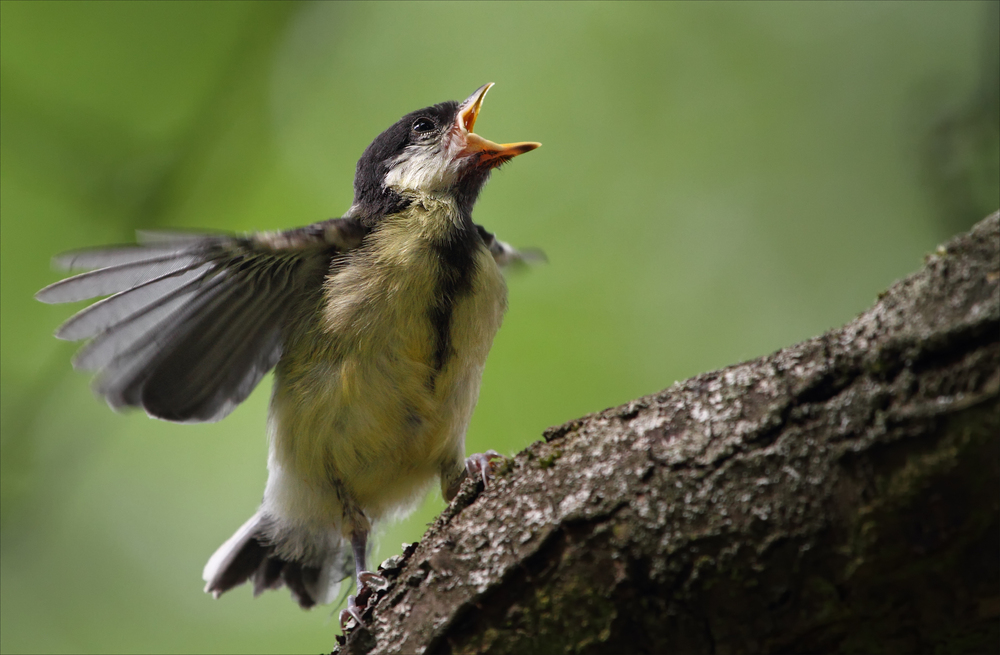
<box><xmin>466</xmin><ymin>450</ymin><xmax>504</xmax><ymax>487</ymax></box>
<box><xmin>338</xmin><ymin>571</ymin><xmax>390</xmax><ymax>631</ymax></box>
<box><xmin>339</xmin><ymin>595</ymin><xmax>365</xmax><ymax>631</ymax></box>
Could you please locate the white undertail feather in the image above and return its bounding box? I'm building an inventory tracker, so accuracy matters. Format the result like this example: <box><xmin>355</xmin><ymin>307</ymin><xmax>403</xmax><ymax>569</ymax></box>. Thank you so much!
<box><xmin>202</xmin><ymin>511</ymin><xmax>344</xmax><ymax>606</ymax></box>
<box><xmin>203</xmin><ymin>513</ymin><xmax>260</xmax><ymax>596</ymax></box>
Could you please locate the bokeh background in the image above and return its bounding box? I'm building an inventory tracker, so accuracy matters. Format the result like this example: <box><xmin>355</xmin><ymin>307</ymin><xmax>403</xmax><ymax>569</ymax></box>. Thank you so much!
<box><xmin>2</xmin><ymin>2</ymin><xmax>997</xmax><ymax>653</ymax></box>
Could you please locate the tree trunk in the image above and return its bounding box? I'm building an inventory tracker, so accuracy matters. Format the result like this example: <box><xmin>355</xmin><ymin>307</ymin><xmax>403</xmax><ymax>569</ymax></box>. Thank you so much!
<box><xmin>335</xmin><ymin>213</ymin><xmax>1000</xmax><ymax>655</ymax></box>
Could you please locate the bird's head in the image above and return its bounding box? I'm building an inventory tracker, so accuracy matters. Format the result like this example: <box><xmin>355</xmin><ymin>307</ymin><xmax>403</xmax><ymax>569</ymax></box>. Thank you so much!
<box><xmin>352</xmin><ymin>83</ymin><xmax>540</xmax><ymax>222</ymax></box>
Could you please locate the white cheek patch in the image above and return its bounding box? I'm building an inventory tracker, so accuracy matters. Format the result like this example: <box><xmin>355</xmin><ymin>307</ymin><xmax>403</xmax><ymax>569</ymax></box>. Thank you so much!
<box><xmin>384</xmin><ymin>139</ymin><xmax>467</xmax><ymax>194</ymax></box>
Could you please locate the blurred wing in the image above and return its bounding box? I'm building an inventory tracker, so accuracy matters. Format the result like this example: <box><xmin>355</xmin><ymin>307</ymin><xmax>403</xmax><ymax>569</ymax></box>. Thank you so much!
<box><xmin>37</xmin><ymin>218</ymin><xmax>366</xmax><ymax>423</ymax></box>
<box><xmin>476</xmin><ymin>224</ymin><xmax>546</xmax><ymax>268</ymax></box>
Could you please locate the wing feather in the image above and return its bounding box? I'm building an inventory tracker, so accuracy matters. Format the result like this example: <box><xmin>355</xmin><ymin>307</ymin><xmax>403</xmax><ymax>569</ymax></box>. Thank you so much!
<box><xmin>55</xmin><ymin>263</ymin><xmax>215</xmax><ymax>341</ymax></box>
<box><xmin>40</xmin><ymin>218</ymin><xmax>365</xmax><ymax>423</ymax></box>
<box><xmin>123</xmin><ymin>270</ymin><xmax>293</xmax><ymax>421</ymax></box>
<box><xmin>72</xmin><ymin>272</ymin><xmax>228</xmax><ymax>371</ymax></box>
<box><xmin>52</xmin><ymin>240</ymin><xmax>215</xmax><ymax>271</ymax></box>
<box><xmin>36</xmin><ymin>255</ymin><xmax>203</xmax><ymax>303</ymax></box>
<box><xmin>475</xmin><ymin>224</ymin><xmax>546</xmax><ymax>268</ymax></box>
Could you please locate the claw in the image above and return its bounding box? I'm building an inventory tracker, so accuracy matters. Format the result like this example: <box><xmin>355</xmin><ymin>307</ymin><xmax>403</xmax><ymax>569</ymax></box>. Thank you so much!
<box><xmin>341</xmin><ymin>571</ymin><xmax>389</xmax><ymax>632</ymax></box>
<box><xmin>340</xmin><ymin>570</ymin><xmax>389</xmax><ymax>632</ymax></box>
<box><xmin>466</xmin><ymin>450</ymin><xmax>504</xmax><ymax>487</ymax></box>
<box><xmin>339</xmin><ymin>594</ymin><xmax>365</xmax><ymax>631</ymax></box>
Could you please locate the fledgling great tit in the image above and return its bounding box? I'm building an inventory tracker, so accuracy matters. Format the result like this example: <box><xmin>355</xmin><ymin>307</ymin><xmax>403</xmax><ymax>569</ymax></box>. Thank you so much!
<box><xmin>37</xmin><ymin>83</ymin><xmax>541</xmax><ymax>629</ymax></box>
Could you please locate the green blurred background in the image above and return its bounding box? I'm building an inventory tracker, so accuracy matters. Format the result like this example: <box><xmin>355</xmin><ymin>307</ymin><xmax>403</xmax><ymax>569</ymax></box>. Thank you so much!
<box><xmin>2</xmin><ymin>1</ymin><xmax>997</xmax><ymax>653</ymax></box>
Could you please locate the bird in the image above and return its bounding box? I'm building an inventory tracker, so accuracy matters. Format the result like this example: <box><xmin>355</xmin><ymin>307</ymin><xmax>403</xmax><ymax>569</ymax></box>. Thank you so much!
<box><xmin>36</xmin><ymin>83</ymin><xmax>541</xmax><ymax>629</ymax></box>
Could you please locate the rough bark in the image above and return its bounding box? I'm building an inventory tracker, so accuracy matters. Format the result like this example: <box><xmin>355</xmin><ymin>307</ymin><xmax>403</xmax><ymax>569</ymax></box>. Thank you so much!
<box><xmin>335</xmin><ymin>213</ymin><xmax>1000</xmax><ymax>655</ymax></box>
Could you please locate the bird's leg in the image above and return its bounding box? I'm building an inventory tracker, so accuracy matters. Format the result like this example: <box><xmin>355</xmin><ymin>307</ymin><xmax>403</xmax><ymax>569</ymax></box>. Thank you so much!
<box><xmin>339</xmin><ymin>528</ymin><xmax>388</xmax><ymax>631</ymax></box>
<box><xmin>466</xmin><ymin>449</ymin><xmax>504</xmax><ymax>487</ymax></box>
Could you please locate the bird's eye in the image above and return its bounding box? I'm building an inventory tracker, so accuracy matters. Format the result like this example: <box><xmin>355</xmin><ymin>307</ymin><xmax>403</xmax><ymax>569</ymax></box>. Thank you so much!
<box><xmin>411</xmin><ymin>118</ymin><xmax>435</xmax><ymax>134</ymax></box>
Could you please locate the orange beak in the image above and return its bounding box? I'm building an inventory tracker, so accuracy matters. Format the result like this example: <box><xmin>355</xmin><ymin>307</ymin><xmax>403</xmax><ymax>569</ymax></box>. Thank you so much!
<box><xmin>456</xmin><ymin>83</ymin><xmax>540</xmax><ymax>166</ymax></box>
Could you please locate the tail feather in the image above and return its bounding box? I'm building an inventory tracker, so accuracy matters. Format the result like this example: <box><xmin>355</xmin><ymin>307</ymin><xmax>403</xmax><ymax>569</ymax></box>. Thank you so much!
<box><xmin>280</xmin><ymin>562</ymin><xmax>322</xmax><ymax>609</ymax></box>
<box><xmin>252</xmin><ymin>557</ymin><xmax>285</xmax><ymax>597</ymax></box>
<box><xmin>203</xmin><ymin>512</ymin><xmax>347</xmax><ymax>609</ymax></box>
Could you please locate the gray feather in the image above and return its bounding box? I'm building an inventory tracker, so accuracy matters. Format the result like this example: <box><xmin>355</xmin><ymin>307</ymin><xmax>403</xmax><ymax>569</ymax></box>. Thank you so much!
<box><xmin>89</xmin><ymin>273</ymin><xmax>246</xmax><ymax>393</ymax></box>
<box><xmin>72</xmin><ymin>275</ymin><xmax>224</xmax><ymax>371</ymax></box>
<box><xmin>37</xmin><ymin>255</ymin><xmax>202</xmax><ymax>303</ymax></box>
<box><xmin>55</xmin><ymin>263</ymin><xmax>214</xmax><ymax>340</ymax></box>
<box><xmin>52</xmin><ymin>243</ymin><xmax>198</xmax><ymax>272</ymax></box>
<box><xmin>116</xmin><ymin>272</ymin><xmax>292</xmax><ymax>421</ymax></box>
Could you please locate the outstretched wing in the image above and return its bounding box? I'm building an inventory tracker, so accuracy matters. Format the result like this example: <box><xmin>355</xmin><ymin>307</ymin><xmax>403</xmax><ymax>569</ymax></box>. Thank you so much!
<box><xmin>37</xmin><ymin>218</ymin><xmax>366</xmax><ymax>423</ymax></box>
<box><xmin>475</xmin><ymin>224</ymin><xmax>546</xmax><ymax>268</ymax></box>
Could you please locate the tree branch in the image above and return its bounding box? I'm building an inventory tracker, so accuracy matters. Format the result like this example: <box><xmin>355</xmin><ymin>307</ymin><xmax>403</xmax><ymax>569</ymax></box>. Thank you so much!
<box><xmin>336</xmin><ymin>212</ymin><xmax>1000</xmax><ymax>654</ymax></box>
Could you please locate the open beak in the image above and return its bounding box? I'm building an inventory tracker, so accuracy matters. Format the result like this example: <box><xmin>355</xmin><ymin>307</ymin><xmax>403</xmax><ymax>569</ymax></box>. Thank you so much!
<box><xmin>456</xmin><ymin>83</ymin><xmax>541</xmax><ymax>166</ymax></box>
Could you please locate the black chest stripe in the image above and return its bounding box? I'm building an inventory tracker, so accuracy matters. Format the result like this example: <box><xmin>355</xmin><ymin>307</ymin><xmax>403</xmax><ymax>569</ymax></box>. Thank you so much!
<box><xmin>427</xmin><ymin>223</ymin><xmax>479</xmax><ymax>385</ymax></box>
